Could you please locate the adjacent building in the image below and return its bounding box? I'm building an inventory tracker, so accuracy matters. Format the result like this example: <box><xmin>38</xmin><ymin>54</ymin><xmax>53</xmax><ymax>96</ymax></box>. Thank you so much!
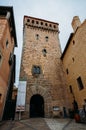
<box><xmin>19</xmin><ymin>16</ymin><xmax>70</xmax><ymax>118</ymax></box>
<box><xmin>61</xmin><ymin>16</ymin><xmax>86</xmax><ymax>109</ymax></box>
<box><xmin>0</xmin><ymin>6</ymin><xmax>17</xmax><ymax>120</ymax></box>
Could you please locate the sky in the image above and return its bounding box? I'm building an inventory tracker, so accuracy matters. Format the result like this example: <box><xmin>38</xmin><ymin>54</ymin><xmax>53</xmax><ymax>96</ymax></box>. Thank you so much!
<box><xmin>0</xmin><ymin>0</ymin><xmax>86</xmax><ymax>86</ymax></box>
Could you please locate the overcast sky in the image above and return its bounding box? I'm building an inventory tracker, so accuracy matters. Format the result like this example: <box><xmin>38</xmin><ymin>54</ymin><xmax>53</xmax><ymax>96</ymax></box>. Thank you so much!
<box><xmin>0</xmin><ymin>0</ymin><xmax>86</xmax><ymax>86</ymax></box>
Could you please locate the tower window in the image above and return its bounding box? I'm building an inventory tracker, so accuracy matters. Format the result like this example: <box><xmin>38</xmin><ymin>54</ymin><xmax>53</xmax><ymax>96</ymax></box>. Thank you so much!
<box><xmin>0</xmin><ymin>93</ymin><xmax>2</xmax><ymax>101</ymax></box>
<box><xmin>54</xmin><ymin>25</ymin><xmax>56</xmax><ymax>28</ymax></box>
<box><xmin>49</xmin><ymin>24</ymin><xmax>52</xmax><ymax>27</ymax></box>
<box><xmin>72</xmin><ymin>57</ymin><xmax>74</xmax><ymax>62</ymax></box>
<box><xmin>0</xmin><ymin>55</ymin><xmax>2</xmax><ymax>63</ymax></box>
<box><xmin>69</xmin><ymin>85</ymin><xmax>73</xmax><ymax>93</ymax></box>
<box><xmin>77</xmin><ymin>76</ymin><xmax>84</xmax><ymax>90</ymax></box>
<box><xmin>0</xmin><ymin>51</ymin><xmax>3</xmax><ymax>67</ymax></box>
<box><xmin>42</xmin><ymin>49</ymin><xmax>47</xmax><ymax>57</ymax></box>
<box><xmin>66</xmin><ymin>68</ymin><xmax>69</xmax><ymax>74</ymax></box>
<box><xmin>45</xmin><ymin>36</ymin><xmax>48</xmax><ymax>42</ymax></box>
<box><xmin>32</xmin><ymin>20</ymin><xmax>34</xmax><ymax>24</ymax></box>
<box><xmin>32</xmin><ymin>65</ymin><xmax>41</xmax><ymax>76</ymax></box>
<box><xmin>27</xmin><ymin>19</ymin><xmax>30</xmax><ymax>22</ymax></box>
<box><xmin>73</xmin><ymin>40</ymin><xmax>75</xmax><ymax>45</ymax></box>
<box><xmin>41</xmin><ymin>22</ymin><xmax>43</xmax><ymax>25</ymax></box>
<box><xmin>8</xmin><ymin>53</ymin><xmax>13</xmax><ymax>66</ymax></box>
<box><xmin>45</xmin><ymin>23</ymin><xmax>48</xmax><ymax>26</ymax></box>
<box><xmin>36</xmin><ymin>34</ymin><xmax>39</xmax><ymax>40</ymax></box>
<box><xmin>6</xmin><ymin>40</ymin><xmax>9</xmax><ymax>48</ymax></box>
<box><xmin>36</xmin><ymin>21</ymin><xmax>39</xmax><ymax>24</ymax></box>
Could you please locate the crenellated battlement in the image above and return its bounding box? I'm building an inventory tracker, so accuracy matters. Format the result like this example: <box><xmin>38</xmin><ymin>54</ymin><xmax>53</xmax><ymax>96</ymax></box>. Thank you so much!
<box><xmin>24</xmin><ymin>16</ymin><xmax>59</xmax><ymax>32</ymax></box>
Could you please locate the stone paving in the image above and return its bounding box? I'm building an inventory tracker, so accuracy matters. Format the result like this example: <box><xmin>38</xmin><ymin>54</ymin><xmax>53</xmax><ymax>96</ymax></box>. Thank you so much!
<box><xmin>63</xmin><ymin>120</ymin><xmax>86</xmax><ymax>130</ymax></box>
<box><xmin>45</xmin><ymin>118</ymin><xmax>70</xmax><ymax>130</ymax></box>
<box><xmin>0</xmin><ymin>118</ymin><xmax>86</xmax><ymax>130</ymax></box>
<box><xmin>45</xmin><ymin>118</ymin><xmax>86</xmax><ymax>130</ymax></box>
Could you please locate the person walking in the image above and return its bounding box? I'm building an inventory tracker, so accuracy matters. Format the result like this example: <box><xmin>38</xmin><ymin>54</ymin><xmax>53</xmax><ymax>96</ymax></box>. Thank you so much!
<box><xmin>73</xmin><ymin>99</ymin><xmax>80</xmax><ymax>123</ymax></box>
<box><xmin>83</xmin><ymin>99</ymin><xmax>86</xmax><ymax>117</ymax></box>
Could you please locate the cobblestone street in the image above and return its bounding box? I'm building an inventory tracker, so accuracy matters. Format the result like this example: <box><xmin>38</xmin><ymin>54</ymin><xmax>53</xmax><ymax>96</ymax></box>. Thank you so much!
<box><xmin>0</xmin><ymin>118</ymin><xmax>86</xmax><ymax>130</ymax></box>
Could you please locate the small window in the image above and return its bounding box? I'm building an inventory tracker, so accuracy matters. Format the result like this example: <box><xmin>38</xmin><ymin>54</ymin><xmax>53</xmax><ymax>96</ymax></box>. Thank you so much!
<box><xmin>54</xmin><ymin>25</ymin><xmax>56</xmax><ymax>28</ymax></box>
<box><xmin>0</xmin><ymin>55</ymin><xmax>2</xmax><ymax>63</ymax></box>
<box><xmin>32</xmin><ymin>65</ymin><xmax>41</xmax><ymax>76</ymax></box>
<box><xmin>72</xmin><ymin>57</ymin><xmax>74</xmax><ymax>62</ymax></box>
<box><xmin>66</xmin><ymin>68</ymin><xmax>69</xmax><ymax>74</ymax></box>
<box><xmin>36</xmin><ymin>21</ymin><xmax>39</xmax><ymax>24</ymax></box>
<box><xmin>6</xmin><ymin>40</ymin><xmax>9</xmax><ymax>48</ymax></box>
<box><xmin>69</xmin><ymin>85</ymin><xmax>73</xmax><ymax>93</ymax></box>
<box><xmin>41</xmin><ymin>22</ymin><xmax>43</xmax><ymax>25</ymax></box>
<box><xmin>45</xmin><ymin>36</ymin><xmax>48</xmax><ymax>42</ymax></box>
<box><xmin>9</xmin><ymin>53</ymin><xmax>13</xmax><ymax>65</ymax></box>
<box><xmin>49</xmin><ymin>24</ymin><xmax>52</xmax><ymax>27</ymax></box>
<box><xmin>45</xmin><ymin>23</ymin><xmax>48</xmax><ymax>26</ymax></box>
<box><xmin>0</xmin><ymin>52</ymin><xmax>3</xmax><ymax>67</ymax></box>
<box><xmin>77</xmin><ymin>76</ymin><xmax>84</xmax><ymax>90</ymax></box>
<box><xmin>0</xmin><ymin>93</ymin><xmax>2</xmax><ymax>100</ymax></box>
<box><xmin>42</xmin><ymin>49</ymin><xmax>47</xmax><ymax>57</ymax></box>
<box><xmin>73</xmin><ymin>40</ymin><xmax>75</xmax><ymax>45</ymax></box>
<box><xmin>36</xmin><ymin>34</ymin><xmax>39</xmax><ymax>40</ymax></box>
<box><xmin>32</xmin><ymin>20</ymin><xmax>34</xmax><ymax>24</ymax></box>
<box><xmin>27</xmin><ymin>19</ymin><xmax>30</xmax><ymax>22</ymax></box>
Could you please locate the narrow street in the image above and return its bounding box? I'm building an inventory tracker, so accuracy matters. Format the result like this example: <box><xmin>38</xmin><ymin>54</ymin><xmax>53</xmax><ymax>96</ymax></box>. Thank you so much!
<box><xmin>0</xmin><ymin>118</ymin><xmax>86</xmax><ymax>130</ymax></box>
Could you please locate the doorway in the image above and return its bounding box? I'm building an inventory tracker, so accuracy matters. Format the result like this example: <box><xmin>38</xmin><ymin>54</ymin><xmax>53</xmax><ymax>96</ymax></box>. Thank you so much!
<box><xmin>30</xmin><ymin>94</ymin><xmax>44</xmax><ymax>117</ymax></box>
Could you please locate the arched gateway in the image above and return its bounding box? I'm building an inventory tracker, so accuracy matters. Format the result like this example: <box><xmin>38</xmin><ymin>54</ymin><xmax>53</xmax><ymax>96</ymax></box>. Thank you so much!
<box><xmin>30</xmin><ymin>94</ymin><xmax>44</xmax><ymax>117</ymax></box>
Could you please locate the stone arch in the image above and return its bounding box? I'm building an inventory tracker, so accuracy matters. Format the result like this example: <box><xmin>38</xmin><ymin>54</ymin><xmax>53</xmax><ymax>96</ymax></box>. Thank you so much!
<box><xmin>29</xmin><ymin>85</ymin><xmax>52</xmax><ymax>117</ymax></box>
<box><xmin>30</xmin><ymin>94</ymin><xmax>44</xmax><ymax>117</ymax></box>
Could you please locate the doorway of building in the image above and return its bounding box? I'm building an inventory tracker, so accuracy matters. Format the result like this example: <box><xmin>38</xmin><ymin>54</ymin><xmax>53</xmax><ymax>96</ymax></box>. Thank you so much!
<box><xmin>30</xmin><ymin>94</ymin><xmax>44</xmax><ymax>117</ymax></box>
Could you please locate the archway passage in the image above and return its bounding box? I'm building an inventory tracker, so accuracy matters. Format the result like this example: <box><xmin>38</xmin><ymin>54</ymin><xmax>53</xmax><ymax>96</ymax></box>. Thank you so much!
<box><xmin>30</xmin><ymin>94</ymin><xmax>44</xmax><ymax>118</ymax></box>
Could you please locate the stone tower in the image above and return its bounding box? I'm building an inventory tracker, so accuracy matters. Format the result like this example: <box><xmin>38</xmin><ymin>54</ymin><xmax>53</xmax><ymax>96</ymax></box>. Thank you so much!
<box><xmin>20</xmin><ymin>16</ymin><xmax>69</xmax><ymax>118</ymax></box>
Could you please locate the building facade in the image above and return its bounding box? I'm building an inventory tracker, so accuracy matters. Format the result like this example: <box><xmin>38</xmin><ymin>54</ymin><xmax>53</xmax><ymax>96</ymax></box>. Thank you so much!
<box><xmin>61</xmin><ymin>16</ymin><xmax>86</xmax><ymax>109</ymax></box>
<box><xmin>0</xmin><ymin>6</ymin><xmax>17</xmax><ymax>120</ymax></box>
<box><xmin>20</xmin><ymin>16</ymin><xmax>70</xmax><ymax>118</ymax></box>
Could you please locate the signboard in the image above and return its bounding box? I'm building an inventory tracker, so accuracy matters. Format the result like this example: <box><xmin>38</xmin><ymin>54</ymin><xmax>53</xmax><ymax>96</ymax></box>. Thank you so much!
<box><xmin>53</xmin><ymin>106</ymin><xmax>60</xmax><ymax>111</ymax></box>
<box><xmin>16</xmin><ymin>81</ymin><xmax>27</xmax><ymax>112</ymax></box>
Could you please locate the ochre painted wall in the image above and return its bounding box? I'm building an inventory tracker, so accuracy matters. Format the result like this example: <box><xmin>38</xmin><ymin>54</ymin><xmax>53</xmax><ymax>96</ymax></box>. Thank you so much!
<box><xmin>62</xmin><ymin>19</ymin><xmax>86</xmax><ymax>109</ymax></box>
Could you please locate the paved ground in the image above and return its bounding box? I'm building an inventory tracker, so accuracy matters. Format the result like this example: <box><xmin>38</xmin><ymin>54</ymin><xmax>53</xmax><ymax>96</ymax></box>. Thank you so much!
<box><xmin>63</xmin><ymin>120</ymin><xmax>86</xmax><ymax>130</ymax></box>
<box><xmin>0</xmin><ymin>118</ymin><xmax>86</xmax><ymax>130</ymax></box>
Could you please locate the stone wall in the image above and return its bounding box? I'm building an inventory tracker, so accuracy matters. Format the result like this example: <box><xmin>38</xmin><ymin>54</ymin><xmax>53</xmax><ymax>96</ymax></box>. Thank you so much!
<box><xmin>20</xmin><ymin>16</ymin><xmax>70</xmax><ymax>118</ymax></box>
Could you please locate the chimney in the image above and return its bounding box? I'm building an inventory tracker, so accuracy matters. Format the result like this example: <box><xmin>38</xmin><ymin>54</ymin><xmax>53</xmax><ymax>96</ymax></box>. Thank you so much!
<box><xmin>6</xmin><ymin>12</ymin><xmax>10</xmax><ymax>20</ymax></box>
<box><xmin>71</xmin><ymin>16</ymin><xmax>81</xmax><ymax>32</ymax></box>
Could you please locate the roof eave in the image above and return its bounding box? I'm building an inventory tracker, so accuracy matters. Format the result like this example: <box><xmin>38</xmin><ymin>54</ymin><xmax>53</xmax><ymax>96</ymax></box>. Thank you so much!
<box><xmin>61</xmin><ymin>33</ymin><xmax>74</xmax><ymax>60</ymax></box>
